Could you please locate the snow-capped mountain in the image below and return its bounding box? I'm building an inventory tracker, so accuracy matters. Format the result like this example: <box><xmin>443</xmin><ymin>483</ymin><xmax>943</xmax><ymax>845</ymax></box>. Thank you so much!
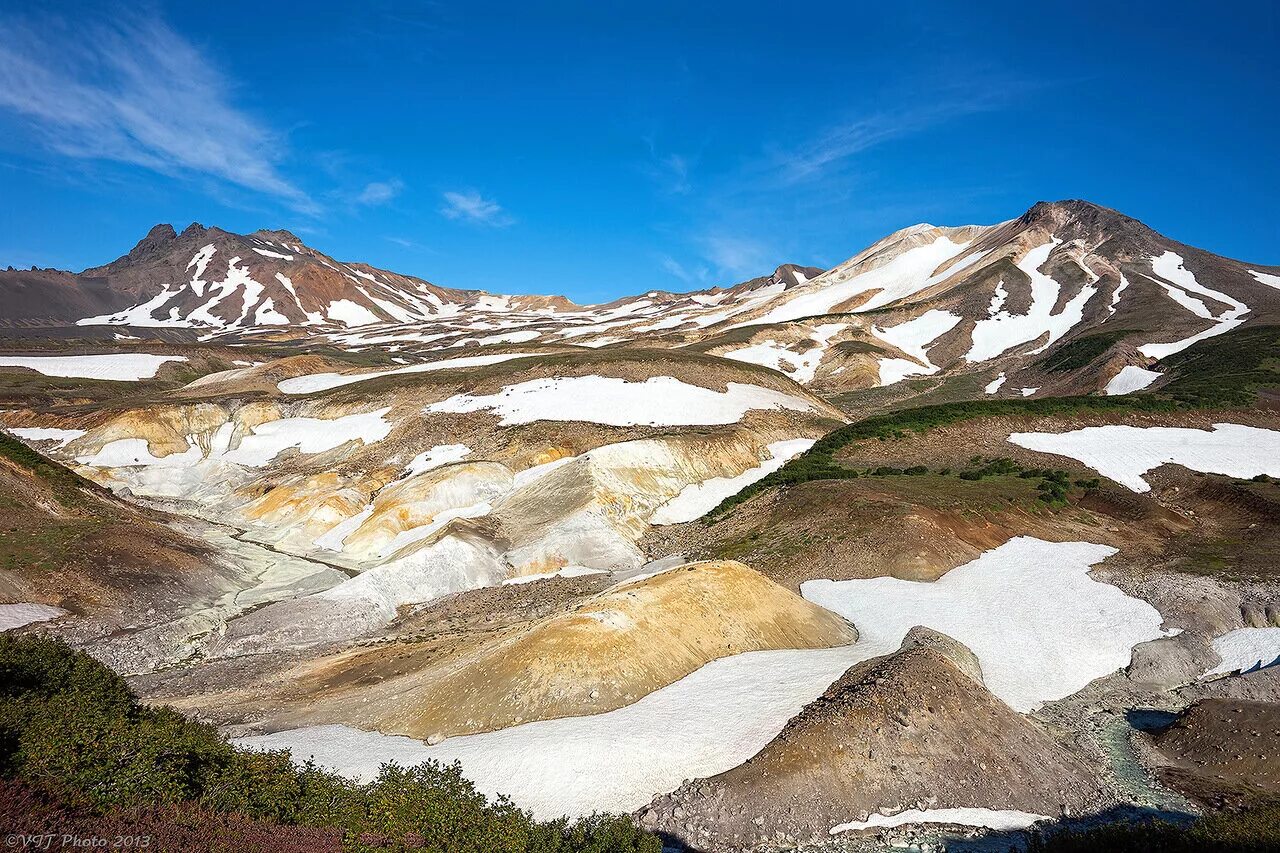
<box><xmin>2</xmin><ymin>200</ymin><xmax>1278</xmax><ymax>396</ymax></box>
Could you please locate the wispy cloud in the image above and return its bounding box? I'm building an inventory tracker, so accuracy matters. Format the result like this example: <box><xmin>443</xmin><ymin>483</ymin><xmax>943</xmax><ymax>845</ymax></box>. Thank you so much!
<box><xmin>0</xmin><ymin>10</ymin><xmax>314</xmax><ymax>212</ymax></box>
<box><xmin>641</xmin><ymin>135</ymin><xmax>695</xmax><ymax>195</ymax></box>
<box><xmin>699</xmin><ymin>235</ymin><xmax>774</xmax><ymax>278</ymax></box>
<box><xmin>768</xmin><ymin>91</ymin><xmax>1015</xmax><ymax>187</ymax></box>
<box><xmin>658</xmin><ymin>254</ymin><xmax>710</xmax><ymax>287</ymax></box>
<box><xmin>385</xmin><ymin>235</ymin><xmax>435</xmax><ymax>253</ymax></box>
<box><xmin>357</xmin><ymin>179</ymin><xmax>403</xmax><ymax>205</ymax></box>
<box><xmin>440</xmin><ymin>190</ymin><xmax>512</xmax><ymax>226</ymax></box>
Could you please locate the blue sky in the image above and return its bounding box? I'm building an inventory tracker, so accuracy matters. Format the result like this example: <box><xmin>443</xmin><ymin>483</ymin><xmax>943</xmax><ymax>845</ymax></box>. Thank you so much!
<box><xmin>0</xmin><ymin>0</ymin><xmax>1276</xmax><ymax>303</ymax></box>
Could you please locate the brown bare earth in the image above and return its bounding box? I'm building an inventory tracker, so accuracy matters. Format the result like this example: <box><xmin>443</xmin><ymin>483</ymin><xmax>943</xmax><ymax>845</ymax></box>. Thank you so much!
<box><xmin>1150</xmin><ymin>699</ymin><xmax>1280</xmax><ymax>809</ymax></box>
<box><xmin>639</xmin><ymin>627</ymin><xmax>1108</xmax><ymax>852</ymax></box>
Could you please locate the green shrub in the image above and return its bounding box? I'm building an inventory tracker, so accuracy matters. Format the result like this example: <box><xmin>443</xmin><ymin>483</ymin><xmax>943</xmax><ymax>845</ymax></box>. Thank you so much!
<box><xmin>1024</xmin><ymin>801</ymin><xmax>1280</xmax><ymax>852</ymax></box>
<box><xmin>0</xmin><ymin>636</ymin><xmax>658</xmax><ymax>853</ymax></box>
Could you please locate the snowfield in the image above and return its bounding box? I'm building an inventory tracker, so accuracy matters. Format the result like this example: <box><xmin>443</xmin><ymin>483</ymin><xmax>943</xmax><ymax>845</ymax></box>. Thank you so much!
<box><xmin>0</xmin><ymin>353</ymin><xmax>188</xmax><ymax>380</ymax></box>
<box><xmin>650</xmin><ymin>439</ymin><xmax>815</xmax><ymax>524</ymax></box>
<box><xmin>830</xmin><ymin>808</ymin><xmax>1049</xmax><ymax>835</ymax></box>
<box><xmin>1204</xmin><ymin>627</ymin><xmax>1280</xmax><ymax>677</ymax></box>
<box><xmin>278</xmin><ymin>353</ymin><xmax>542</xmax><ymax>394</ymax></box>
<box><xmin>237</xmin><ymin>538</ymin><xmax>1165</xmax><ymax>818</ymax></box>
<box><xmin>749</xmin><ymin>234</ymin><xmax>984</xmax><ymax>325</ymax></box>
<box><xmin>0</xmin><ymin>603</ymin><xmax>68</xmax><ymax>632</ymax></box>
<box><xmin>966</xmin><ymin>238</ymin><xmax>1097</xmax><ymax>362</ymax></box>
<box><xmin>6</xmin><ymin>427</ymin><xmax>87</xmax><ymax>447</ymax></box>
<box><xmin>1137</xmin><ymin>252</ymin><xmax>1250</xmax><ymax>359</ymax></box>
<box><xmin>1008</xmin><ymin>423</ymin><xmax>1280</xmax><ymax>492</ymax></box>
<box><xmin>425</xmin><ymin>376</ymin><xmax>816</xmax><ymax>426</ymax></box>
<box><xmin>802</xmin><ymin>537</ymin><xmax>1170</xmax><ymax>713</ymax></box>
<box><xmin>870</xmin><ymin>309</ymin><xmax>962</xmax><ymax>386</ymax></box>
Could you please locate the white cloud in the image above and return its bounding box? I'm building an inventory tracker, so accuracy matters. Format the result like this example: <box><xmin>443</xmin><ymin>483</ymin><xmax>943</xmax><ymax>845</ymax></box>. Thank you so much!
<box><xmin>0</xmin><ymin>11</ymin><xmax>313</xmax><ymax>211</ymax></box>
<box><xmin>770</xmin><ymin>90</ymin><xmax>1017</xmax><ymax>187</ymax></box>
<box><xmin>700</xmin><ymin>235</ymin><xmax>772</xmax><ymax>278</ymax></box>
<box><xmin>659</xmin><ymin>255</ymin><xmax>710</xmax><ymax>286</ymax></box>
<box><xmin>357</xmin><ymin>179</ymin><xmax>403</xmax><ymax>205</ymax></box>
<box><xmin>440</xmin><ymin>190</ymin><xmax>512</xmax><ymax>226</ymax></box>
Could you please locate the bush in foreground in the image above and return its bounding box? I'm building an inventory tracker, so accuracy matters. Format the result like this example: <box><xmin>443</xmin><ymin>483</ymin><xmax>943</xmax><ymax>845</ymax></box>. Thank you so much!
<box><xmin>0</xmin><ymin>634</ymin><xmax>659</xmax><ymax>853</ymax></box>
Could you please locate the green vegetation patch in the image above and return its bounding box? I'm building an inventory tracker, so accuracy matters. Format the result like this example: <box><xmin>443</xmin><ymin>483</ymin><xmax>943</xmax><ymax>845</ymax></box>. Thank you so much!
<box><xmin>1159</xmin><ymin>324</ymin><xmax>1280</xmax><ymax>407</ymax></box>
<box><xmin>1023</xmin><ymin>801</ymin><xmax>1280</xmax><ymax>853</ymax></box>
<box><xmin>0</xmin><ymin>431</ymin><xmax>94</xmax><ymax>508</ymax></box>
<box><xmin>1037</xmin><ymin>329</ymin><xmax>1137</xmax><ymax>372</ymax></box>
<box><xmin>704</xmin><ymin>394</ymin><xmax>1174</xmax><ymax>520</ymax></box>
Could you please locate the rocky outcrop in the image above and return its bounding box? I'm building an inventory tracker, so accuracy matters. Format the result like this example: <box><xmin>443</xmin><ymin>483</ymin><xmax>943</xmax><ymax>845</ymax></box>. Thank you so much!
<box><xmin>638</xmin><ymin>627</ymin><xmax>1106</xmax><ymax>851</ymax></box>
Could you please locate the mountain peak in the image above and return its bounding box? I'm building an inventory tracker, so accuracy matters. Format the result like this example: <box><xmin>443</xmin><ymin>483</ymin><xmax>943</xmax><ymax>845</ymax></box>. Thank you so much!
<box><xmin>252</xmin><ymin>228</ymin><xmax>305</xmax><ymax>245</ymax></box>
<box><xmin>124</xmin><ymin>223</ymin><xmax>177</xmax><ymax>258</ymax></box>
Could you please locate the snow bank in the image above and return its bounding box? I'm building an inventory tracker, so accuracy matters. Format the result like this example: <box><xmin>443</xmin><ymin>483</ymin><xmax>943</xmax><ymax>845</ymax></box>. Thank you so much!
<box><xmin>6</xmin><ymin>427</ymin><xmax>86</xmax><ymax>447</ymax></box>
<box><xmin>651</xmin><ymin>438</ymin><xmax>815</xmax><ymax>524</ymax></box>
<box><xmin>277</xmin><ymin>353</ymin><xmax>541</xmax><ymax>394</ymax></box>
<box><xmin>426</xmin><ymin>376</ymin><xmax>815</xmax><ymax>426</ymax></box>
<box><xmin>1008</xmin><ymin>423</ymin><xmax>1280</xmax><ymax>492</ymax></box>
<box><xmin>984</xmin><ymin>373</ymin><xmax>1007</xmax><ymax>394</ymax></box>
<box><xmin>1104</xmin><ymin>365</ymin><xmax>1162</xmax><ymax>395</ymax></box>
<box><xmin>0</xmin><ymin>603</ymin><xmax>67</xmax><ymax>632</ymax></box>
<box><xmin>802</xmin><ymin>537</ymin><xmax>1169</xmax><ymax>712</ymax></box>
<box><xmin>1204</xmin><ymin>627</ymin><xmax>1280</xmax><ymax>677</ymax></box>
<box><xmin>830</xmin><ymin>808</ymin><xmax>1048</xmax><ymax>835</ymax></box>
<box><xmin>0</xmin><ymin>353</ymin><xmax>188</xmax><ymax>381</ymax></box>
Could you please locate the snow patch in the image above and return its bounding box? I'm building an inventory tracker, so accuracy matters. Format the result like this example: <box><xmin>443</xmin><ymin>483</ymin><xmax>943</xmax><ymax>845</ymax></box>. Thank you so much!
<box><xmin>1204</xmin><ymin>628</ymin><xmax>1280</xmax><ymax>677</ymax></box>
<box><xmin>1008</xmin><ymin>423</ymin><xmax>1280</xmax><ymax>492</ymax></box>
<box><xmin>870</xmin><ymin>310</ymin><xmax>962</xmax><ymax>386</ymax></box>
<box><xmin>7</xmin><ymin>427</ymin><xmax>86</xmax><ymax>447</ymax></box>
<box><xmin>425</xmin><ymin>376</ymin><xmax>815</xmax><ymax>427</ymax></box>
<box><xmin>502</xmin><ymin>566</ymin><xmax>607</xmax><ymax>586</ymax></box>
<box><xmin>278</xmin><ymin>353</ymin><xmax>542</xmax><ymax>394</ymax></box>
<box><xmin>252</xmin><ymin>248</ymin><xmax>293</xmax><ymax>260</ymax></box>
<box><xmin>1137</xmin><ymin>252</ymin><xmax>1250</xmax><ymax>359</ymax></box>
<box><xmin>1104</xmin><ymin>366</ymin><xmax>1162</xmax><ymax>396</ymax></box>
<box><xmin>0</xmin><ymin>354</ymin><xmax>187</xmax><ymax>381</ymax></box>
<box><xmin>0</xmin><ymin>603</ymin><xmax>67</xmax><ymax>632</ymax></box>
<box><xmin>802</xmin><ymin>537</ymin><xmax>1169</xmax><ymax>712</ymax></box>
<box><xmin>404</xmin><ymin>444</ymin><xmax>472</xmax><ymax>477</ymax></box>
<box><xmin>1249</xmin><ymin>270</ymin><xmax>1280</xmax><ymax>290</ymax></box>
<box><xmin>651</xmin><ymin>439</ymin><xmax>815</xmax><ymax>524</ymax></box>
<box><xmin>966</xmin><ymin>238</ymin><xmax>1097</xmax><ymax>362</ymax></box>
<box><xmin>831</xmin><ymin>808</ymin><xmax>1048</xmax><ymax>835</ymax></box>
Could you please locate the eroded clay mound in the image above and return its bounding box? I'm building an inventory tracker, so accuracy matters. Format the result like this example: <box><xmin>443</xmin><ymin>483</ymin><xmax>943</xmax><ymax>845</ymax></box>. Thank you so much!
<box><xmin>638</xmin><ymin>626</ymin><xmax>1105</xmax><ymax>851</ymax></box>
<box><xmin>344</xmin><ymin>560</ymin><xmax>857</xmax><ymax>738</ymax></box>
